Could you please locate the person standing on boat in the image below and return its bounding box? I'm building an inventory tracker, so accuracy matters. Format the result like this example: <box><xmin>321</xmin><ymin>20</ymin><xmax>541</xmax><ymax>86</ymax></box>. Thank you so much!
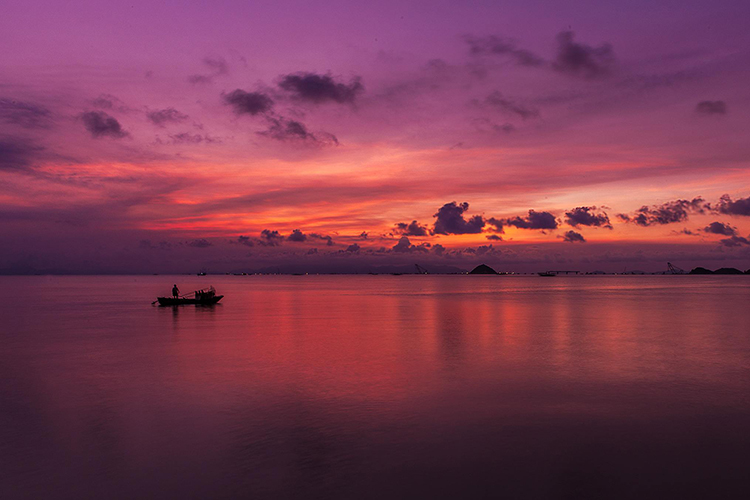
<box><xmin>172</xmin><ymin>284</ymin><xmax>180</xmax><ymax>298</ymax></box>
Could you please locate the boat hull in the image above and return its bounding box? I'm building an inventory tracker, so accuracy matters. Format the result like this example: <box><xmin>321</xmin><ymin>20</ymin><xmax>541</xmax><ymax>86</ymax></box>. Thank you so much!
<box><xmin>157</xmin><ymin>295</ymin><xmax>223</xmax><ymax>306</ymax></box>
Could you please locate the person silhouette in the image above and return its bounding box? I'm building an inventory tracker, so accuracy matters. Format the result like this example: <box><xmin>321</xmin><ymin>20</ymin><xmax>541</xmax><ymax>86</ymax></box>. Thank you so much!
<box><xmin>172</xmin><ymin>284</ymin><xmax>179</xmax><ymax>298</ymax></box>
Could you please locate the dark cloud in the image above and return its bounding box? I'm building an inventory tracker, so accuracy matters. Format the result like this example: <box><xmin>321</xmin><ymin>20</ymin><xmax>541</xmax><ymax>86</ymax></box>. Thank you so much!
<box><xmin>704</xmin><ymin>222</ymin><xmax>736</xmax><ymax>236</ymax></box>
<box><xmin>278</xmin><ymin>73</ymin><xmax>364</xmax><ymax>104</ymax></box>
<box><xmin>81</xmin><ymin>111</ymin><xmax>128</xmax><ymax>138</ymax></box>
<box><xmin>234</xmin><ymin>235</ymin><xmax>254</xmax><ymax>247</ymax></box>
<box><xmin>716</xmin><ymin>194</ymin><xmax>750</xmax><ymax>216</ymax></box>
<box><xmin>482</xmin><ymin>91</ymin><xmax>539</xmax><ymax>119</ymax></box>
<box><xmin>187</xmin><ymin>238</ymin><xmax>212</xmax><ymax>248</ymax></box>
<box><xmin>258</xmin><ymin>116</ymin><xmax>339</xmax><ymax>146</ymax></box>
<box><xmin>433</xmin><ymin>202</ymin><xmax>485</xmax><ymax>235</ymax></box>
<box><xmin>91</xmin><ymin>94</ymin><xmax>130</xmax><ymax>112</ymax></box>
<box><xmin>163</xmin><ymin>133</ymin><xmax>220</xmax><ymax>144</ymax></box>
<box><xmin>147</xmin><ymin>108</ymin><xmax>189</xmax><ymax>127</ymax></box>
<box><xmin>474</xmin><ymin>244</ymin><xmax>500</xmax><ymax>256</ymax></box>
<box><xmin>486</xmin><ymin>217</ymin><xmax>504</xmax><ymax>233</ymax></box>
<box><xmin>260</xmin><ymin>229</ymin><xmax>284</xmax><ymax>246</ymax></box>
<box><xmin>392</xmin><ymin>236</ymin><xmax>429</xmax><ymax>253</ymax></box>
<box><xmin>618</xmin><ymin>197</ymin><xmax>707</xmax><ymax>226</ymax></box>
<box><xmin>553</xmin><ymin>31</ymin><xmax>615</xmax><ymax>79</ymax></box>
<box><xmin>506</xmin><ymin>210</ymin><xmax>558</xmax><ymax>230</ymax></box>
<box><xmin>565</xmin><ymin>206</ymin><xmax>612</xmax><ymax>228</ymax></box>
<box><xmin>432</xmin><ymin>244</ymin><xmax>446</xmax><ymax>256</ymax></box>
<box><xmin>394</xmin><ymin>220</ymin><xmax>429</xmax><ymax>236</ymax></box>
<box><xmin>464</xmin><ymin>35</ymin><xmax>545</xmax><ymax>66</ymax></box>
<box><xmin>720</xmin><ymin>235</ymin><xmax>750</xmax><ymax>247</ymax></box>
<box><xmin>259</xmin><ymin>116</ymin><xmax>311</xmax><ymax>140</ymax></box>
<box><xmin>0</xmin><ymin>138</ymin><xmax>40</xmax><ymax>171</ymax></box>
<box><xmin>563</xmin><ymin>230</ymin><xmax>586</xmax><ymax>243</ymax></box>
<box><xmin>695</xmin><ymin>101</ymin><xmax>727</xmax><ymax>115</ymax></box>
<box><xmin>222</xmin><ymin>90</ymin><xmax>274</xmax><ymax>115</ymax></box>
<box><xmin>287</xmin><ymin>229</ymin><xmax>307</xmax><ymax>242</ymax></box>
<box><xmin>359</xmin><ymin>232</ymin><xmax>368</xmax><ymax>240</ymax></box>
<box><xmin>486</xmin><ymin>234</ymin><xmax>502</xmax><ymax>241</ymax></box>
<box><xmin>0</xmin><ymin>98</ymin><xmax>52</xmax><ymax>129</ymax></box>
<box><xmin>310</xmin><ymin>233</ymin><xmax>334</xmax><ymax>246</ymax></box>
<box><xmin>345</xmin><ymin>243</ymin><xmax>361</xmax><ymax>253</ymax></box>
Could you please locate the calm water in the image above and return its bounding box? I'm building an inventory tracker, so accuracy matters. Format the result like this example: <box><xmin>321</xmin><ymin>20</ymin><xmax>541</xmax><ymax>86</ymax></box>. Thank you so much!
<box><xmin>2</xmin><ymin>275</ymin><xmax>750</xmax><ymax>499</ymax></box>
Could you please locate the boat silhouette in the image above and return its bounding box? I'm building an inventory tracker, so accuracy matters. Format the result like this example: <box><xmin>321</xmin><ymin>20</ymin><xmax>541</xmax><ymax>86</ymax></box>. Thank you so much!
<box><xmin>156</xmin><ymin>286</ymin><xmax>223</xmax><ymax>306</ymax></box>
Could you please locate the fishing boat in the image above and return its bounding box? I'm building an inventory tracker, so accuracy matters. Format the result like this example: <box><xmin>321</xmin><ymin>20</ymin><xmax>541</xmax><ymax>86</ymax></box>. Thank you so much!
<box><xmin>156</xmin><ymin>286</ymin><xmax>223</xmax><ymax>306</ymax></box>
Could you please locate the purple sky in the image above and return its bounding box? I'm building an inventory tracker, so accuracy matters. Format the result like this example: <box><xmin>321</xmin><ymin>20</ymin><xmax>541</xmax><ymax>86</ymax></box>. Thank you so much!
<box><xmin>2</xmin><ymin>0</ymin><xmax>750</xmax><ymax>273</ymax></box>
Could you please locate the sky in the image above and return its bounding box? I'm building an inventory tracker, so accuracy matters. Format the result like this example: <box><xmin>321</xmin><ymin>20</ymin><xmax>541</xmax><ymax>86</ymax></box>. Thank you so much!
<box><xmin>1</xmin><ymin>0</ymin><xmax>750</xmax><ymax>274</ymax></box>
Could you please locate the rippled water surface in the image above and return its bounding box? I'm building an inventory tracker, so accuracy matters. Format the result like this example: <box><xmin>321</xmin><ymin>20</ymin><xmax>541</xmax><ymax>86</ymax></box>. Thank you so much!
<box><xmin>2</xmin><ymin>275</ymin><xmax>750</xmax><ymax>499</ymax></box>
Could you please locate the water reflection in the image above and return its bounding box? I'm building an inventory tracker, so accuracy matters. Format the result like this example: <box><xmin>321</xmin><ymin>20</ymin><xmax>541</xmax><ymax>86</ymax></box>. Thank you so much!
<box><xmin>1</xmin><ymin>275</ymin><xmax>750</xmax><ymax>498</ymax></box>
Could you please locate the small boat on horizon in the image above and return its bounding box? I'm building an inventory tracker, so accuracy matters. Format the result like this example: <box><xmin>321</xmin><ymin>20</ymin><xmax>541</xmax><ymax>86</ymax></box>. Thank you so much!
<box><xmin>155</xmin><ymin>286</ymin><xmax>223</xmax><ymax>306</ymax></box>
<box><xmin>538</xmin><ymin>271</ymin><xmax>557</xmax><ymax>277</ymax></box>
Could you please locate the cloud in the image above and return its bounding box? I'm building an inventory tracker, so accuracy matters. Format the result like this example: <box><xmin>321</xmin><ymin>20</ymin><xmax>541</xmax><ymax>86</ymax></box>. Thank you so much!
<box><xmin>433</xmin><ymin>202</ymin><xmax>485</xmax><ymax>234</ymax></box>
<box><xmin>565</xmin><ymin>206</ymin><xmax>612</xmax><ymax>228</ymax></box>
<box><xmin>0</xmin><ymin>98</ymin><xmax>52</xmax><ymax>129</ymax></box>
<box><xmin>310</xmin><ymin>233</ymin><xmax>334</xmax><ymax>246</ymax></box>
<box><xmin>187</xmin><ymin>75</ymin><xmax>213</xmax><ymax>84</ymax></box>
<box><xmin>260</xmin><ymin>229</ymin><xmax>284</xmax><ymax>246</ymax></box>
<box><xmin>482</xmin><ymin>91</ymin><xmax>539</xmax><ymax>119</ymax></box>
<box><xmin>147</xmin><ymin>108</ymin><xmax>189</xmax><ymax>127</ymax></box>
<box><xmin>720</xmin><ymin>235</ymin><xmax>750</xmax><ymax>247</ymax></box>
<box><xmin>562</xmin><ymin>230</ymin><xmax>586</xmax><ymax>243</ymax></box>
<box><xmin>506</xmin><ymin>210</ymin><xmax>558</xmax><ymax>230</ymax></box>
<box><xmin>394</xmin><ymin>220</ymin><xmax>429</xmax><ymax>236</ymax></box>
<box><xmin>258</xmin><ymin>116</ymin><xmax>339</xmax><ymax>146</ymax></box>
<box><xmin>81</xmin><ymin>111</ymin><xmax>128</xmax><ymax>138</ymax></box>
<box><xmin>432</xmin><ymin>244</ymin><xmax>446</xmax><ymax>256</ymax></box>
<box><xmin>704</xmin><ymin>221</ymin><xmax>736</xmax><ymax>236</ymax></box>
<box><xmin>222</xmin><ymin>90</ymin><xmax>274</xmax><ymax>115</ymax></box>
<box><xmin>287</xmin><ymin>229</ymin><xmax>307</xmax><ymax>242</ymax></box>
<box><xmin>260</xmin><ymin>116</ymin><xmax>311</xmax><ymax>140</ymax></box>
<box><xmin>234</xmin><ymin>235</ymin><xmax>255</xmax><ymax>247</ymax></box>
<box><xmin>203</xmin><ymin>56</ymin><xmax>229</xmax><ymax>75</ymax></box>
<box><xmin>716</xmin><ymin>194</ymin><xmax>750</xmax><ymax>216</ymax></box>
<box><xmin>188</xmin><ymin>56</ymin><xmax>229</xmax><ymax>84</ymax></box>
<box><xmin>486</xmin><ymin>217</ymin><xmax>504</xmax><ymax>233</ymax></box>
<box><xmin>358</xmin><ymin>232</ymin><xmax>368</xmax><ymax>240</ymax></box>
<box><xmin>618</xmin><ymin>197</ymin><xmax>707</xmax><ymax>226</ymax></box>
<box><xmin>493</xmin><ymin>123</ymin><xmax>516</xmax><ymax>133</ymax></box>
<box><xmin>187</xmin><ymin>238</ymin><xmax>212</xmax><ymax>248</ymax></box>
<box><xmin>464</xmin><ymin>35</ymin><xmax>544</xmax><ymax>66</ymax></box>
<box><xmin>392</xmin><ymin>236</ymin><xmax>429</xmax><ymax>253</ymax></box>
<box><xmin>278</xmin><ymin>72</ymin><xmax>364</xmax><ymax>104</ymax></box>
<box><xmin>162</xmin><ymin>133</ymin><xmax>220</xmax><ymax>144</ymax></box>
<box><xmin>345</xmin><ymin>243</ymin><xmax>360</xmax><ymax>253</ymax></box>
<box><xmin>695</xmin><ymin>101</ymin><xmax>727</xmax><ymax>115</ymax></box>
<box><xmin>0</xmin><ymin>138</ymin><xmax>40</xmax><ymax>171</ymax></box>
<box><xmin>553</xmin><ymin>31</ymin><xmax>615</xmax><ymax>79</ymax></box>
<box><xmin>92</xmin><ymin>94</ymin><xmax>130</xmax><ymax>112</ymax></box>
<box><xmin>486</xmin><ymin>234</ymin><xmax>502</xmax><ymax>241</ymax></box>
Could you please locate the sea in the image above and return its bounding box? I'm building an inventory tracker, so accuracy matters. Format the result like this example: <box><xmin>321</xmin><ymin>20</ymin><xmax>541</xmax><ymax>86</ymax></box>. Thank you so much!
<box><xmin>1</xmin><ymin>275</ymin><xmax>749</xmax><ymax>499</ymax></box>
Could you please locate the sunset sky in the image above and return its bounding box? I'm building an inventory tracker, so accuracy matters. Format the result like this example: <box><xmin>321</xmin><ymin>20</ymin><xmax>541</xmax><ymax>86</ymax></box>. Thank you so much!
<box><xmin>2</xmin><ymin>0</ymin><xmax>750</xmax><ymax>273</ymax></box>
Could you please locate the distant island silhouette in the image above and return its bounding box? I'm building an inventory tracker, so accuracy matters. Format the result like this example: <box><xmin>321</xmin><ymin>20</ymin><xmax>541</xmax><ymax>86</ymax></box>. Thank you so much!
<box><xmin>469</xmin><ymin>264</ymin><xmax>498</xmax><ymax>274</ymax></box>
<box><xmin>689</xmin><ymin>267</ymin><xmax>748</xmax><ymax>275</ymax></box>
